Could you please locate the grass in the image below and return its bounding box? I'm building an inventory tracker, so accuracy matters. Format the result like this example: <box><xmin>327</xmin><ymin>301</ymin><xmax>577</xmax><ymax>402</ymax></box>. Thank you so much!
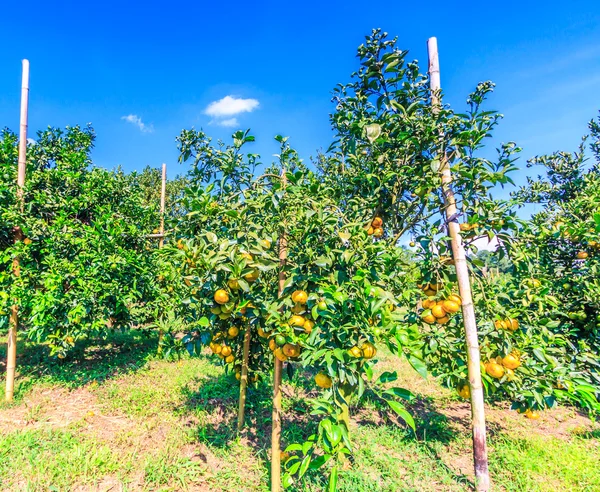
<box><xmin>0</xmin><ymin>330</ymin><xmax>599</xmax><ymax>491</ymax></box>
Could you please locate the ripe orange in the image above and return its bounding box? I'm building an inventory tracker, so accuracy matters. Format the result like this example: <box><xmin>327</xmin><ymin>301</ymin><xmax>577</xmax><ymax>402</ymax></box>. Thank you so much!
<box><xmin>447</xmin><ymin>294</ymin><xmax>462</xmax><ymax>304</ymax></box>
<box><xmin>225</xmin><ymin>354</ymin><xmax>235</xmax><ymax>364</ymax></box>
<box><xmin>459</xmin><ymin>223</ymin><xmax>471</xmax><ymax>231</ymax></box>
<box><xmin>367</xmin><ymin>227</ymin><xmax>374</xmax><ymax>235</ymax></box>
<box><xmin>485</xmin><ymin>361</ymin><xmax>505</xmax><ymax>379</ymax></box>
<box><xmin>423</xmin><ymin>288</ymin><xmax>437</xmax><ymax>297</ymax></box>
<box><xmin>177</xmin><ymin>239</ymin><xmax>185</xmax><ymax>250</ymax></box>
<box><xmin>241</xmin><ymin>252</ymin><xmax>253</xmax><ymax>261</ymax></box>
<box><xmin>524</xmin><ymin>409</ymin><xmax>540</xmax><ymax>420</ymax></box>
<box><xmin>422</xmin><ymin>313</ymin><xmax>436</xmax><ymax>324</ymax></box>
<box><xmin>268</xmin><ymin>338</ymin><xmax>277</xmax><ymax>351</ymax></box>
<box><xmin>260</xmin><ymin>239</ymin><xmax>272</xmax><ymax>249</ymax></box>
<box><xmin>509</xmin><ymin>319</ymin><xmax>519</xmax><ymax>331</ymax></box>
<box><xmin>315</xmin><ymin>372</ymin><xmax>332</xmax><ymax>389</ymax></box>
<box><xmin>257</xmin><ymin>326</ymin><xmax>268</xmax><ymax>338</ymax></box>
<box><xmin>442</xmin><ymin>300</ymin><xmax>460</xmax><ymax>314</ymax></box>
<box><xmin>289</xmin><ymin>315</ymin><xmax>305</xmax><ymax>327</ymax></box>
<box><xmin>371</xmin><ymin>217</ymin><xmax>383</xmax><ymax>228</ymax></box>
<box><xmin>348</xmin><ymin>346</ymin><xmax>362</xmax><ymax>358</ymax></box>
<box><xmin>576</xmin><ymin>251</ymin><xmax>589</xmax><ymax>260</ymax></box>
<box><xmin>422</xmin><ymin>299</ymin><xmax>435</xmax><ymax>309</ymax></box>
<box><xmin>373</xmin><ymin>227</ymin><xmax>384</xmax><ymax>238</ymax></box>
<box><xmin>273</xmin><ymin>348</ymin><xmax>288</xmax><ymax>362</ymax></box>
<box><xmin>220</xmin><ymin>345</ymin><xmax>232</xmax><ymax>357</ymax></box>
<box><xmin>431</xmin><ymin>304</ymin><xmax>446</xmax><ymax>318</ymax></box>
<box><xmin>214</xmin><ymin>289</ymin><xmax>229</xmax><ymax>305</ymax></box>
<box><xmin>303</xmin><ymin>319</ymin><xmax>315</xmax><ymax>333</ymax></box>
<box><xmin>458</xmin><ymin>384</ymin><xmax>470</xmax><ymax>399</ymax></box>
<box><xmin>501</xmin><ymin>354</ymin><xmax>520</xmax><ymax>369</ymax></box>
<box><xmin>292</xmin><ymin>290</ymin><xmax>308</xmax><ymax>304</ymax></box>
<box><xmin>283</xmin><ymin>344</ymin><xmax>301</xmax><ymax>358</ymax></box>
<box><xmin>436</xmin><ymin>316</ymin><xmax>450</xmax><ymax>325</ymax></box>
<box><xmin>227</xmin><ymin>326</ymin><xmax>240</xmax><ymax>338</ymax></box>
<box><xmin>361</xmin><ymin>342</ymin><xmax>377</xmax><ymax>359</ymax></box>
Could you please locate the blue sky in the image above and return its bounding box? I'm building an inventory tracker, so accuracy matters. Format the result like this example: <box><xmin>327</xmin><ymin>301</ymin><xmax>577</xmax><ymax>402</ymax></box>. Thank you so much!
<box><xmin>1</xmin><ymin>0</ymin><xmax>599</xmax><ymax>186</ymax></box>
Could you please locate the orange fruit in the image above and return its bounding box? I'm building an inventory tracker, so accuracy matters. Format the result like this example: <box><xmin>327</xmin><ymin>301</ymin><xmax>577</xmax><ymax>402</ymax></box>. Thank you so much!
<box><xmin>436</xmin><ymin>316</ymin><xmax>450</xmax><ymax>325</ymax></box>
<box><xmin>227</xmin><ymin>278</ymin><xmax>240</xmax><ymax>290</ymax></box>
<box><xmin>214</xmin><ymin>289</ymin><xmax>229</xmax><ymax>305</ymax></box>
<box><xmin>220</xmin><ymin>345</ymin><xmax>232</xmax><ymax>357</ymax></box>
<box><xmin>422</xmin><ymin>299</ymin><xmax>435</xmax><ymax>309</ymax></box>
<box><xmin>367</xmin><ymin>227</ymin><xmax>374</xmax><ymax>235</ymax></box>
<box><xmin>459</xmin><ymin>223</ymin><xmax>471</xmax><ymax>231</ymax></box>
<box><xmin>241</xmin><ymin>252</ymin><xmax>253</xmax><ymax>261</ymax></box>
<box><xmin>260</xmin><ymin>239</ymin><xmax>272</xmax><ymax>249</ymax></box>
<box><xmin>361</xmin><ymin>342</ymin><xmax>376</xmax><ymax>359</ymax></box>
<box><xmin>257</xmin><ymin>326</ymin><xmax>268</xmax><ymax>338</ymax></box>
<box><xmin>524</xmin><ymin>409</ymin><xmax>540</xmax><ymax>420</ymax></box>
<box><xmin>509</xmin><ymin>319</ymin><xmax>519</xmax><ymax>331</ymax></box>
<box><xmin>442</xmin><ymin>300</ymin><xmax>460</xmax><ymax>314</ymax></box>
<box><xmin>289</xmin><ymin>315</ymin><xmax>305</xmax><ymax>327</ymax></box>
<box><xmin>447</xmin><ymin>294</ymin><xmax>462</xmax><ymax>304</ymax></box>
<box><xmin>458</xmin><ymin>384</ymin><xmax>470</xmax><ymax>399</ymax></box>
<box><xmin>422</xmin><ymin>313</ymin><xmax>436</xmax><ymax>324</ymax></box>
<box><xmin>431</xmin><ymin>304</ymin><xmax>446</xmax><ymax>318</ymax></box>
<box><xmin>291</xmin><ymin>290</ymin><xmax>308</xmax><ymax>304</ymax></box>
<box><xmin>225</xmin><ymin>354</ymin><xmax>235</xmax><ymax>364</ymax></box>
<box><xmin>371</xmin><ymin>217</ymin><xmax>383</xmax><ymax>228</ymax></box>
<box><xmin>373</xmin><ymin>227</ymin><xmax>384</xmax><ymax>238</ymax></box>
<box><xmin>227</xmin><ymin>326</ymin><xmax>240</xmax><ymax>338</ymax></box>
<box><xmin>485</xmin><ymin>361</ymin><xmax>505</xmax><ymax>379</ymax></box>
<box><xmin>283</xmin><ymin>343</ymin><xmax>301</xmax><ymax>358</ymax></box>
<box><xmin>273</xmin><ymin>348</ymin><xmax>288</xmax><ymax>362</ymax></box>
<box><xmin>315</xmin><ymin>372</ymin><xmax>332</xmax><ymax>389</ymax></box>
<box><xmin>268</xmin><ymin>338</ymin><xmax>277</xmax><ymax>351</ymax></box>
<box><xmin>303</xmin><ymin>319</ymin><xmax>315</xmax><ymax>333</ymax></box>
<box><xmin>501</xmin><ymin>354</ymin><xmax>521</xmax><ymax>370</ymax></box>
<box><xmin>576</xmin><ymin>251</ymin><xmax>589</xmax><ymax>260</ymax></box>
<box><xmin>244</xmin><ymin>269</ymin><xmax>260</xmax><ymax>282</ymax></box>
<box><xmin>348</xmin><ymin>346</ymin><xmax>362</xmax><ymax>358</ymax></box>
<box><xmin>423</xmin><ymin>288</ymin><xmax>437</xmax><ymax>297</ymax></box>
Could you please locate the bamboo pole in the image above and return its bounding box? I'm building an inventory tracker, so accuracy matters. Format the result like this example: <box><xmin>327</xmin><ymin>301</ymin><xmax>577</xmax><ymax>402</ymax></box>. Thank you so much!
<box><xmin>6</xmin><ymin>59</ymin><xmax>30</xmax><ymax>402</ymax></box>
<box><xmin>237</xmin><ymin>322</ymin><xmax>251</xmax><ymax>431</ymax></box>
<box><xmin>159</xmin><ymin>163</ymin><xmax>166</xmax><ymax>248</ymax></box>
<box><xmin>271</xmin><ymin>171</ymin><xmax>287</xmax><ymax>492</ymax></box>
<box><xmin>427</xmin><ymin>38</ymin><xmax>490</xmax><ymax>491</ymax></box>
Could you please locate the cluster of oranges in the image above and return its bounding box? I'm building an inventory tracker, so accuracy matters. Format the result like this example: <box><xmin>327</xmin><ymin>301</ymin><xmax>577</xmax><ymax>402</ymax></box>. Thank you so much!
<box><xmin>347</xmin><ymin>342</ymin><xmax>377</xmax><ymax>359</ymax></box>
<box><xmin>494</xmin><ymin>318</ymin><xmax>519</xmax><ymax>332</ymax></box>
<box><xmin>266</xmin><ymin>290</ymin><xmax>313</xmax><ymax>362</ymax></box>
<box><xmin>208</xmin><ymin>336</ymin><xmax>236</xmax><ymax>364</ymax></box>
<box><xmin>420</xmin><ymin>283</ymin><xmax>461</xmax><ymax>325</ymax></box>
<box><xmin>484</xmin><ymin>352</ymin><xmax>521</xmax><ymax>380</ymax></box>
<box><xmin>366</xmin><ymin>216</ymin><xmax>384</xmax><ymax>238</ymax></box>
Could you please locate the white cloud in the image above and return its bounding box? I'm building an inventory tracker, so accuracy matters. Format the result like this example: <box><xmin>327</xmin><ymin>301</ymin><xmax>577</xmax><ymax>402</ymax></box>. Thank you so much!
<box><xmin>204</xmin><ymin>95</ymin><xmax>259</xmax><ymax>117</ymax></box>
<box><xmin>121</xmin><ymin>114</ymin><xmax>154</xmax><ymax>133</ymax></box>
<box><xmin>217</xmin><ymin>117</ymin><xmax>239</xmax><ymax>128</ymax></box>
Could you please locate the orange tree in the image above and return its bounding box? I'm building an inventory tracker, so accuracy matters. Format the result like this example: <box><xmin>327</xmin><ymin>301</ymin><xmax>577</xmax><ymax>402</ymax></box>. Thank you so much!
<box><xmin>318</xmin><ymin>30</ymin><xmax>600</xmax><ymax>418</ymax></box>
<box><xmin>0</xmin><ymin>125</ymin><xmax>162</xmax><ymax>358</ymax></box>
<box><xmin>169</xmin><ymin>130</ymin><xmax>423</xmax><ymax>488</ymax></box>
<box><xmin>317</xmin><ymin>27</ymin><xmax>594</xmax><ymax>420</ymax></box>
<box><xmin>501</xmin><ymin>113</ymin><xmax>600</xmax><ymax>412</ymax></box>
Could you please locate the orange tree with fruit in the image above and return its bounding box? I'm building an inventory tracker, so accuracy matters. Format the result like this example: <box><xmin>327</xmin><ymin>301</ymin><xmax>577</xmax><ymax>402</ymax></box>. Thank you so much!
<box><xmin>170</xmin><ymin>130</ymin><xmax>423</xmax><ymax>489</ymax></box>
<box><xmin>319</xmin><ymin>30</ymin><xmax>600</xmax><ymax>427</ymax></box>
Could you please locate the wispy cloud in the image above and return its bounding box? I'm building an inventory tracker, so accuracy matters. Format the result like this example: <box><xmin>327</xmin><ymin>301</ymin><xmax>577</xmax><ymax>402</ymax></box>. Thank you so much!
<box><xmin>205</xmin><ymin>95</ymin><xmax>259</xmax><ymax>118</ymax></box>
<box><xmin>121</xmin><ymin>114</ymin><xmax>154</xmax><ymax>133</ymax></box>
<box><xmin>216</xmin><ymin>117</ymin><xmax>239</xmax><ymax>127</ymax></box>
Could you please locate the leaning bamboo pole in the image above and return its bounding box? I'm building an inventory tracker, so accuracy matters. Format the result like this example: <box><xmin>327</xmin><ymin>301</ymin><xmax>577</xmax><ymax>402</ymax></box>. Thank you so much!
<box><xmin>427</xmin><ymin>37</ymin><xmax>490</xmax><ymax>491</ymax></box>
<box><xmin>6</xmin><ymin>59</ymin><xmax>30</xmax><ymax>402</ymax></box>
<box><xmin>271</xmin><ymin>170</ymin><xmax>287</xmax><ymax>492</ymax></box>
<box><xmin>159</xmin><ymin>163</ymin><xmax>166</xmax><ymax>249</ymax></box>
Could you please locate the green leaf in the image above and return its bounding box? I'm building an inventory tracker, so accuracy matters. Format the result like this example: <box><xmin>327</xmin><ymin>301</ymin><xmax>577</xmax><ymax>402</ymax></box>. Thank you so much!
<box><xmin>385</xmin><ymin>399</ymin><xmax>415</xmax><ymax>430</ymax></box>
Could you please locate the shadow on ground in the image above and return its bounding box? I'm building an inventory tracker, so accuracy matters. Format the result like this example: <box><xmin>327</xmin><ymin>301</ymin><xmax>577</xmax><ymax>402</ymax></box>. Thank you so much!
<box><xmin>0</xmin><ymin>329</ymin><xmax>159</xmax><ymax>399</ymax></box>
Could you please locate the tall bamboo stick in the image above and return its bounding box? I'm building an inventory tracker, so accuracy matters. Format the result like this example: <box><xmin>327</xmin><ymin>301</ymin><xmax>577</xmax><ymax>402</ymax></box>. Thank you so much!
<box><xmin>271</xmin><ymin>170</ymin><xmax>287</xmax><ymax>492</ymax></box>
<box><xmin>427</xmin><ymin>37</ymin><xmax>490</xmax><ymax>491</ymax></box>
<box><xmin>159</xmin><ymin>163</ymin><xmax>166</xmax><ymax>248</ymax></box>
<box><xmin>6</xmin><ymin>59</ymin><xmax>30</xmax><ymax>402</ymax></box>
<box><xmin>237</xmin><ymin>322</ymin><xmax>251</xmax><ymax>431</ymax></box>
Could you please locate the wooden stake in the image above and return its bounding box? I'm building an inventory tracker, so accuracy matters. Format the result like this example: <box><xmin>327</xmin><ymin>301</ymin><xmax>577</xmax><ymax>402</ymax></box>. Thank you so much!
<box><xmin>159</xmin><ymin>163</ymin><xmax>166</xmax><ymax>248</ymax></box>
<box><xmin>237</xmin><ymin>322</ymin><xmax>251</xmax><ymax>431</ymax></box>
<box><xmin>6</xmin><ymin>59</ymin><xmax>30</xmax><ymax>402</ymax></box>
<box><xmin>427</xmin><ymin>38</ymin><xmax>490</xmax><ymax>491</ymax></box>
<box><xmin>271</xmin><ymin>171</ymin><xmax>287</xmax><ymax>492</ymax></box>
